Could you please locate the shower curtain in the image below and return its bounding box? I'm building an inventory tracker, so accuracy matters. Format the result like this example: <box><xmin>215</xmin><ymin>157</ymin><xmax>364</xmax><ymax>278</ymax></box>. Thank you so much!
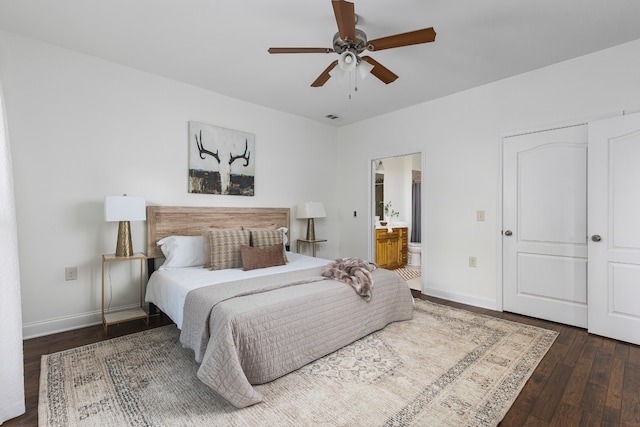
<box><xmin>0</xmin><ymin>80</ymin><xmax>25</xmax><ymax>424</ymax></box>
<box><xmin>411</xmin><ymin>181</ymin><xmax>421</xmax><ymax>243</ymax></box>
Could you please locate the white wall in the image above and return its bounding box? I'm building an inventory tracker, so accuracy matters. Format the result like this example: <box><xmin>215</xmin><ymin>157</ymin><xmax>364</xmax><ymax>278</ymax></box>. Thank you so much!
<box><xmin>3</xmin><ymin>27</ymin><xmax>640</xmax><ymax>338</ymax></box>
<box><xmin>338</xmin><ymin>39</ymin><xmax>640</xmax><ymax>308</ymax></box>
<box><xmin>0</xmin><ymin>31</ymin><xmax>340</xmax><ymax>338</ymax></box>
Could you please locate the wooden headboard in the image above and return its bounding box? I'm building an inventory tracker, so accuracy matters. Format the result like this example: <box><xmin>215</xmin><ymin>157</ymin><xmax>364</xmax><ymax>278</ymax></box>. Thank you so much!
<box><xmin>146</xmin><ymin>206</ymin><xmax>291</xmax><ymax>259</ymax></box>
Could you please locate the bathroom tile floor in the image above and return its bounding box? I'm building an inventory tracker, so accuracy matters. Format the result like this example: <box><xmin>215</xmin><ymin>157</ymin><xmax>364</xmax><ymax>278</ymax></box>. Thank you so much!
<box><xmin>404</xmin><ymin>266</ymin><xmax>421</xmax><ymax>291</ymax></box>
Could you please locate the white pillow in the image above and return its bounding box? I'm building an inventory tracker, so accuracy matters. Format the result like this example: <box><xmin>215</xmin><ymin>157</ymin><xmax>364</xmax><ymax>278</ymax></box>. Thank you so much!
<box><xmin>157</xmin><ymin>236</ymin><xmax>205</xmax><ymax>269</ymax></box>
<box><xmin>277</xmin><ymin>227</ymin><xmax>289</xmax><ymax>245</ymax></box>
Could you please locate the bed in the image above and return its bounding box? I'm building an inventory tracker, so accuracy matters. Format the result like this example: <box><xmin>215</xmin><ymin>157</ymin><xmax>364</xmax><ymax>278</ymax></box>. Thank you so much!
<box><xmin>144</xmin><ymin>206</ymin><xmax>414</xmax><ymax>408</ymax></box>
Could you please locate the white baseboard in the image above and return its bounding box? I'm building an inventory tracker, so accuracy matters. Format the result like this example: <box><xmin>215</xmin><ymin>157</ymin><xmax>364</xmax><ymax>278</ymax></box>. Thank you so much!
<box><xmin>421</xmin><ymin>287</ymin><xmax>498</xmax><ymax>311</ymax></box>
<box><xmin>23</xmin><ymin>292</ymin><xmax>496</xmax><ymax>340</ymax></box>
<box><xmin>22</xmin><ymin>303</ymin><xmax>139</xmax><ymax>340</ymax></box>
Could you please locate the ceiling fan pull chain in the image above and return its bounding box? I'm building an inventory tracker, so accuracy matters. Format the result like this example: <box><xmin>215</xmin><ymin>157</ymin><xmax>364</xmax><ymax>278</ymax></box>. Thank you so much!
<box><xmin>354</xmin><ymin>69</ymin><xmax>359</xmax><ymax>93</ymax></box>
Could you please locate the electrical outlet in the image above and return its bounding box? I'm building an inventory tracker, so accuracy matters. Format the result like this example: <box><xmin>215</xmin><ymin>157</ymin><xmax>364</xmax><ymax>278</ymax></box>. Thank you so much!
<box><xmin>469</xmin><ymin>257</ymin><xmax>477</xmax><ymax>268</ymax></box>
<box><xmin>65</xmin><ymin>267</ymin><xmax>78</xmax><ymax>281</ymax></box>
<box><xmin>477</xmin><ymin>210</ymin><xmax>485</xmax><ymax>221</ymax></box>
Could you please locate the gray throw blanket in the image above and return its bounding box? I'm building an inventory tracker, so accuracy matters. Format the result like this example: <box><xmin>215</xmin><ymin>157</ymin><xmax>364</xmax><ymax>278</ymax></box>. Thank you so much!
<box><xmin>179</xmin><ymin>266</ymin><xmax>414</xmax><ymax>408</ymax></box>
<box><xmin>321</xmin><ymin>257</ymin><xmax>378</xmax><ymax>301</ymax></box>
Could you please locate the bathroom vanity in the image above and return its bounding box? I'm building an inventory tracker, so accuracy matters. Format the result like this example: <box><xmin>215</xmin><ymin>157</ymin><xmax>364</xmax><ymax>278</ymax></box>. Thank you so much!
<box><xmin>375</xmin><ymin>226</ymin><xmax>408</xmax><ymax>269</ymax></box>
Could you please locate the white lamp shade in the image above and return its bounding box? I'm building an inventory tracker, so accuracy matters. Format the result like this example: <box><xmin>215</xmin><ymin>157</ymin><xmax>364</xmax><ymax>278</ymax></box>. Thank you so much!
<box><xmin>104</xmin><ymin>196</ymin><xmax>146</xmax><ymax>222</ymax></box>
<box><xmin>330</xmin><ymin>56</ymin><xmax>373</xmax><ymax>82</ymax></box>
<box><xmin>329</xmin><ymin>63</ymin><xmax>347</xmax><ymax>80</ymax></box>
<box><xmin>296</xmin><ymin>201</ymin><xmax>326</xmax><ymax>219</ymax></box>
<box><xmin>357</xmin><ymin>59</ymin><xmax>374</xmax><ymax>80</ymax></box>
<box><xmin>337</xmin><ymin>51</ymin><xmax>357</xmax><ymax>72</ymax></box>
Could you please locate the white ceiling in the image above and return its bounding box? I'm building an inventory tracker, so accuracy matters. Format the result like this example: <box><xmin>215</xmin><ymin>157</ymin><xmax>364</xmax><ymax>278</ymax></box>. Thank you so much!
<box><xmin>1</xmin><ymin>0</ymin><xmax>640</xmax><ymax>126</ymax></box>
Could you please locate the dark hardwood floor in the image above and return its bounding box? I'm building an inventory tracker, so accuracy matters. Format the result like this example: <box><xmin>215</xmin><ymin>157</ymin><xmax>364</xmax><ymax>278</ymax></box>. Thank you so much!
<box><xmin>5</xmin><ymin>295</ymin><xmax>640</xmax><ymax>427</ymax></box>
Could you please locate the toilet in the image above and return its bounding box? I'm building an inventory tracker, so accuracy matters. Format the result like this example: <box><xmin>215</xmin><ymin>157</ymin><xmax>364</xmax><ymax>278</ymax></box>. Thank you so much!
<box><xmin>407</xmin><ymin>242</ymin><xmax>422</xmax><ymax>267</ymax></box>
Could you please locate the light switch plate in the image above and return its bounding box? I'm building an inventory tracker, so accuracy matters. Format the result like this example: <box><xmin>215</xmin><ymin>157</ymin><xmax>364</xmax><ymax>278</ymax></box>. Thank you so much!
<box><xmin>65</xmin><ymin>267</ymin><xmax>78</xmax><ymax>281</ymax></box>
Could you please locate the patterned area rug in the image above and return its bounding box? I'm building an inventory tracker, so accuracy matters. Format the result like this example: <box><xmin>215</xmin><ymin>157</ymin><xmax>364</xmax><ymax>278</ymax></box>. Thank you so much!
<box><xmin>394</xmin><ymin>267</ymin><xmax>421</xmax><ymax>281</ymax></box>
<box><xmin>39</xmin><ymin>299</ymin><xmax>557</xmax><ymax>426</ymax></box>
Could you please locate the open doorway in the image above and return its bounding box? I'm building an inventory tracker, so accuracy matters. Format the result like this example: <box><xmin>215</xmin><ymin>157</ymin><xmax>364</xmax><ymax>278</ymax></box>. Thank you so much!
<box><xmin>372</xmin><ymin>153</ymin><xmax>423</xmax><ymax>291</ymax></box>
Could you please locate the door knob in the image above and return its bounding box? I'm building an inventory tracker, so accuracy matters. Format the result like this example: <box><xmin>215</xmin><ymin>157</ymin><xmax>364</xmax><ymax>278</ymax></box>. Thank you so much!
<box><xmin>591</xmin><ymin>235</ymin><xmax>602</xmax><ymax>242</ymax></box>
<box><xmin>504</xmin><ymin>230</ymin><xmax>513</xmax><ymax>236</ymax></box>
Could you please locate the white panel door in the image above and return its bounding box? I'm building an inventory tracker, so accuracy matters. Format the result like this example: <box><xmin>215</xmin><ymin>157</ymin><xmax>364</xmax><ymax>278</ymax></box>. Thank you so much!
<box><xmin>503</xmin><ymin>125</ymin><xmax>588</xmax><ymax>327</ymax></box>
<box><xmin>588</xmin><ymin>113</ymin><xmax>640</xmax><ymax>345</ymax></box>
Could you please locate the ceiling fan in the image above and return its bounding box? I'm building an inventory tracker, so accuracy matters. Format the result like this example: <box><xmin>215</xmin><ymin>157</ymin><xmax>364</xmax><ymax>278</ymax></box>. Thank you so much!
<box><xmin>268</xmin><ymin>0</ymin><xmax>436</xmax><ymax>87</ymax></box>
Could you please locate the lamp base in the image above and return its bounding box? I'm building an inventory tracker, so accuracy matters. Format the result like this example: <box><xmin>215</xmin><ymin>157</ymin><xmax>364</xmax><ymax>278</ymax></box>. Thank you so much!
<box><xmin>306</xmin><ymin>218</ymin><xmax>316</xmax><ymax>241</ymax></box>
<box><xmin>115</xmin><ymin>221</ymin><xmax>133</xmax><ymax>257</ymax></box>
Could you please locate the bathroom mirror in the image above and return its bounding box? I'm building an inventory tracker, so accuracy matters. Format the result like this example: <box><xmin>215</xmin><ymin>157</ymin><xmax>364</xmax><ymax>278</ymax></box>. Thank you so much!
<box><xmin>371</xmin><ymin>153</ymin><xmax>423</xmax><ymax>291</ymax></box>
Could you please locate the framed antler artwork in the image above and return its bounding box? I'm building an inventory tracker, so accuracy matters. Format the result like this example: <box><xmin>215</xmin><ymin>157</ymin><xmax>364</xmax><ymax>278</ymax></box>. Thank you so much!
<box><xmin>188</xmin><ymin>121</ymin><xmax>255</xmax><ymax>196</ymax></box>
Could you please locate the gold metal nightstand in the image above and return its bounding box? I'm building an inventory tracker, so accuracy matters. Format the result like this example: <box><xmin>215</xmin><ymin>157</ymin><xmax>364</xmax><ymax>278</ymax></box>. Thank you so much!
<box><xmin>101</xmin><ymin>252</ymin><xmax>148</xmax><ymax>334</ymax></box>
<box><xmin>296</xmin><ymin>238</ymin><xmax>327</xmax><ymax>257</ymax></box>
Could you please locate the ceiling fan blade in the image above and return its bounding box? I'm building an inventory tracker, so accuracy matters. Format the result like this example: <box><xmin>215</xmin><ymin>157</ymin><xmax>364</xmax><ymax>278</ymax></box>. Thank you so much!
<box><xmin>311</xmin><ymin>60</ymin><xmax>339</xmax><ymax>87</ymax></box>
<box><xmin>367</xmin><ymin>27</ymin><xmax>436</xmax><ymax>51</ymax></box>
<box><xmin>361</xmin><ymin>56</ymin><xmax>398</xmax><ymax>84</ymax></box>
<box><xmin>268</xmin><ymin>47</ymin><xmax>334</xmax><ymax>54</ymax></box>
<box><xmin>332</xmin><ymin>0</ymin><xmax>356</xmax><ymax>41</ymax></box>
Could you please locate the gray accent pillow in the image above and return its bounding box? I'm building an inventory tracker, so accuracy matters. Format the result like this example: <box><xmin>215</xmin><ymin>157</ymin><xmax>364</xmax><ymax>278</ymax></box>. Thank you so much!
<box><xmin>207</xmin><ymin>229</ymin><xmax>250</xmax><ymax>270</ymax></box>
<box><xmin>202</xmin><ymin>226</ymin><xmax>242</xmax><ymax>268</ymax></box>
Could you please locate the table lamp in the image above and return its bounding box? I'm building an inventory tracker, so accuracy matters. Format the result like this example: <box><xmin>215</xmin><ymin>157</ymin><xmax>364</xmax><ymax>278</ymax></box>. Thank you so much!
<box><xmin>296</xmin><ymin>201</ymin><xmax>326</xmax><ymax>241</ymax></box>
<box><xmin>104</xmin><ymin>195</ymin><xmax>146</xmax><ymax>257</ymax></box>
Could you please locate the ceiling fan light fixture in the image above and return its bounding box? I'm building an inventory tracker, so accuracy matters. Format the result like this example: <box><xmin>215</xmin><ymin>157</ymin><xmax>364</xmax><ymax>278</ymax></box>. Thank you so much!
<box><xmin>337</xmin><ymin>51</ymin><xmax>357</xmax><ymax>72</ymax></box>
<box><xmin>357</xmin><ymin>59</ymin><xmax>374</xmax><ymax>79</ymax></box>
<box><xmin>329</xmin><ymin>63</ymin><xmax>347</xmax><ymax>80</ymax></box>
